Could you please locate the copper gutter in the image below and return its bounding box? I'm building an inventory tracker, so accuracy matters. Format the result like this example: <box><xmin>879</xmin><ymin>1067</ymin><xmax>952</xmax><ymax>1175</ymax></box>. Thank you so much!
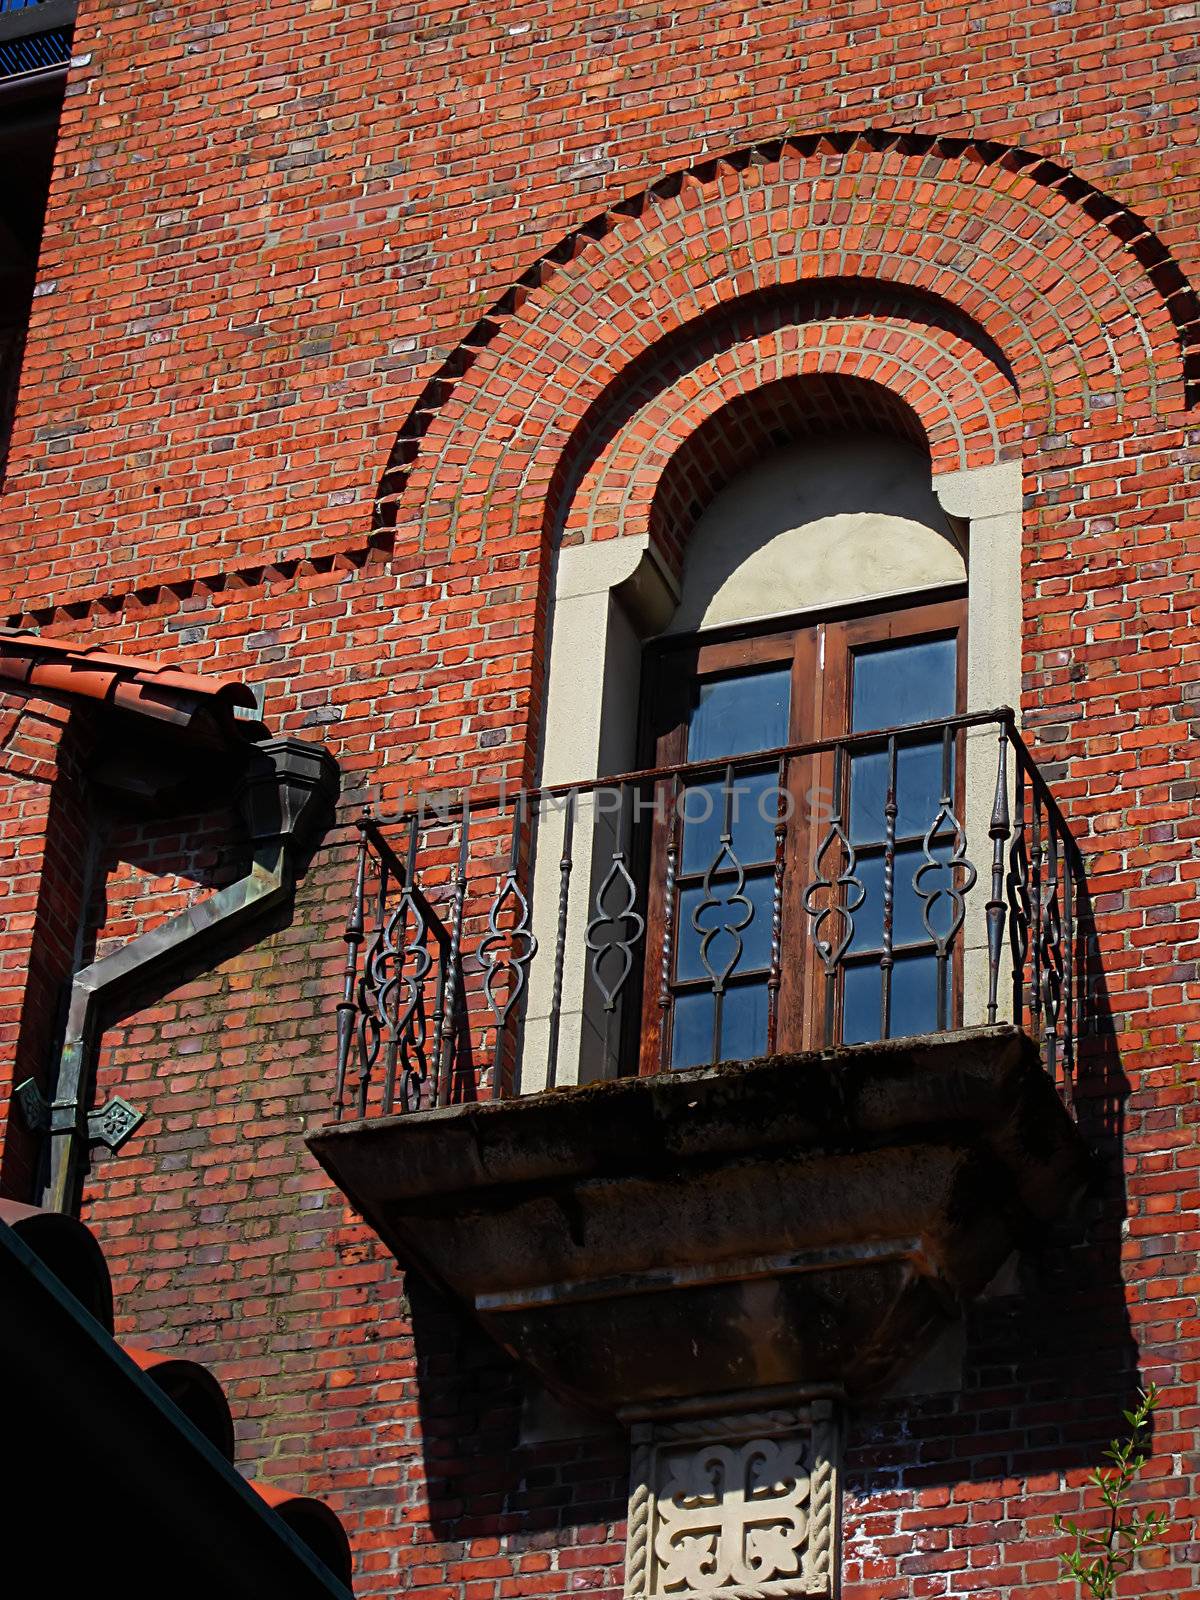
<box><xmin>30</xmin><ymin>737</ymin><xmax>337</xmax><ymax>1213</ymax></box>
<box><xmin>0</xmin><ymin>632</ymin><xmax>337</xmax><ymax>1214</ymax></box>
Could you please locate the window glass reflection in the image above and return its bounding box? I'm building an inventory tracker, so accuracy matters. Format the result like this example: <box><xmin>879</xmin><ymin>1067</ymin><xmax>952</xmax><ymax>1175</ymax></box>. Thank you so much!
<box><xmin>851</xmin><ymin>637</ymin><xmax>956</xmax><ymax>733</ymax></box>
<box><xmin>688</xmin><ymin>667</ymin><xmax>790</xmax><ymax>760</ymax></box>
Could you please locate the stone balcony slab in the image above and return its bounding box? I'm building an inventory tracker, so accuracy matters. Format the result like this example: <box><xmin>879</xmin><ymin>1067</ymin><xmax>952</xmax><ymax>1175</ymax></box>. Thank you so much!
<box><xmin>307</xmin><ymin>1026</ymin><xmax>1089</xmax><ymax>1418</ymax></box>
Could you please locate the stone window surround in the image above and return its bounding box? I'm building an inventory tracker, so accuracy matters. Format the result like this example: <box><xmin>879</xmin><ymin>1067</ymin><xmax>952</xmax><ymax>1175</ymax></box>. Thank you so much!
<box><xmin>521</xmin><ymin>460</ymin><xmax>1022</xmax><ymax>1092</ymax></box>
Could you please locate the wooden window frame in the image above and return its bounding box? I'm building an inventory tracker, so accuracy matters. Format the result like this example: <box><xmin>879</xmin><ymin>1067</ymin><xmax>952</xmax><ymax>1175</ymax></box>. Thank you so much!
<box><xmin>634</xmin><ymin>587</ymin><xmax>967</xmax><ymax>1073</ymax></box>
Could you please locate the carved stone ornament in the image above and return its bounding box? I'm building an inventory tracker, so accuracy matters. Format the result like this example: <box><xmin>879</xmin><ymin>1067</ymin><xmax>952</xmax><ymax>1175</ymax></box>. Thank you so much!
<box><xmin>625</xmin><ymin>1403</ymin><xmax>841</xmax><ymax>1600</ymax></box>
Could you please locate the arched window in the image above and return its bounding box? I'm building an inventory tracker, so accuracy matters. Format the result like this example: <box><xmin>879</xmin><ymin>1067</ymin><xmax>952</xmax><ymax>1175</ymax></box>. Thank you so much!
<box><xmin>528</xmin><ymin>380</ymin><xmax>1021</xmax><ymax>1090</ymax></box>
<box><xmin>637</xmin><ymin>428</ymin><xmax>969</xmax><ymax>1067</ymax></box>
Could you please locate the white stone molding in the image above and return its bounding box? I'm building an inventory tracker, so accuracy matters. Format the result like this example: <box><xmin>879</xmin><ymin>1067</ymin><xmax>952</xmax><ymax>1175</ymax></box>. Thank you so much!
<box><xmin>932</xmin><ymin>461</ymin><xmax>1023</xmax><ymax>1028</ymax></box>
<box><xmin>526</xmin><ymin>452</ymin><xmax>1023</xmax><ymax>1089</ymax></box>
<box><xmin>625</xmin><ymin>1403</ymin><xmax>842</xmax><ymax>1600</ymax></box>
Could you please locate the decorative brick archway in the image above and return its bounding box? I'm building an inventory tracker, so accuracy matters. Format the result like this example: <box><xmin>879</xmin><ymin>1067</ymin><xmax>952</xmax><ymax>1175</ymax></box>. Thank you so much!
<box><xmin>374</xmin><ymin>132</ymin><xmax>1197</xmax><ymax>563</ymax></box>
<box><xmin>555</xmin><ymin>286</ymin><xmax>1021</xmax><ymax>573</ymax></box>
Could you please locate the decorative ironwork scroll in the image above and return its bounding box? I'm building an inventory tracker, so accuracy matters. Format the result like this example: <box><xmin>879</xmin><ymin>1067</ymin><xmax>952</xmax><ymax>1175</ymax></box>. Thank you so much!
<box><xmin>804</xmin><ymin>749</ymin><xmax>864</xmax><ymax>977</ymax></box>
<box><xmin>692</xmin><ymin>769</ymin><xmax>754</xmax><ymax>994</ymax></box>
<box><xmin>586</xmin><ymin>785</ymin><xmax>646</xmax><ymax>1011</ymax></box>
<box><xmin>1039</xmin><ymin>820</ymin><xmax>1064</xmax><ymax>1085</ymax></box>
<box><xmin>479</xmin><ymin>795</ymin><xmax>538</xmax><ymax>1098</ymax></box>
<box><xmin>804</xmin><ymin>747</ymin><xmax>865</xmax><ymax>1046</ymax></box>
<box><xmin>912</xmin><ymin>730</ymin><xmax>976</xmax><ymax>1033</ymax></box>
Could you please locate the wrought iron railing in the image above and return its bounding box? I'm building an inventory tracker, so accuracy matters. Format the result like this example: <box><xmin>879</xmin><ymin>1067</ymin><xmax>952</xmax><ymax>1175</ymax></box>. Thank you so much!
<box><xmin>333</xmin><ymin>710</ymin><xmax>1084</xmax><ymax>1120</ymax></box>
<box><xmin>0</xmin><ymin>0</ymin><xmax>74</xmax><ymax>79</ymax></box>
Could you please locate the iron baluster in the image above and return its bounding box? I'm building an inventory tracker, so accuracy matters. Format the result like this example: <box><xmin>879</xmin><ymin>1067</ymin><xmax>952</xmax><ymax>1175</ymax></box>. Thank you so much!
<box><xmin>914</xmin><ymin>724</ymin><xmax>976</xmax><ymax>1033</ymax></box>
<box><xmin>985</xmin><ymin>727</ymin><xmax>1011</xmax><ymax>1026</ymax></box>
<box><xmin>355</xmin><ymin>857</ymin><xmax>390</xmax><ymax>1116</ymax></box>
<box><xmin>804</xmin><ymin>744</ymin><xmax>865</xmax><ymax>1047</ymax></box>
<box><xmin>767</xmin><ymin>756</ymin><xmax>788</xmax><ymax>1053</ymax></box>
<box><xmin>1062</xmin><ymin>831</ymin><xmax>1076</xmax><ymax>1108</ymax></box>
<box><xmin>880</xmin><ymin>735</ymin><xmax>899</xmax><ymax>1041</ymax></box>
<box><xmin>545</xmin><ymin>790</ymin><xmax>576</xmax><ymax>1091</ymax></box>
<box><xmin>585</xmin><ymin>784</ymin><xmax>645</xmax><ymax>1012</ymax></box>
<box><xmin>479</xmin><ymin>792</ymin><xmax>538</xmax><ymax>1100</ymax></box>
<box><xmin>659</xmin><ymin>774</ymin><xmax>681</xmax><ymax>1072</ymax></box>
<box><xmin>389</xmin><ymin>814</ymin><xmax>436</xmax><ymax>1115</ymax></box>
<box><xmin>1029</xmin><ymin>788</ymin><xmax>1045</xmax><ymax>1041</ymax></box>
<box><xmin>1040</xmin><ymin>816</ymin><xmax>1064</xmax><ymax>1090</ymax></box>
<box><xmin>335</xmin><ymin>817</ymin><xmax>370</xmax><ymax>1117</ymax></box>
<box><xmin>429</xmin><ymin>936</ymin><xmax>449</xmax><ymax>1098</ymax></box>
<box><xmin>376</xmin><ymin>815</ymin><xmax>418</xmax><ymax>1115</ymax></box>
<box><xmin>1007</xmin><ymin>759</ymin><xmax>1031</xmax><ymax>1027</ymax></box>
<box><xmin>436</xmin><ymin>800</ymin><xmax>471</xmax><ymax>1107</ymax></box>
<box><xmin>692</xmin><ymin>764</ymin><xmax>754</xmax><ymax>1064</ymax></box>
<box><xmin>377</xmin><ymin>890</ymin><xmax>407</xmax><ymax>1118</ymax></box>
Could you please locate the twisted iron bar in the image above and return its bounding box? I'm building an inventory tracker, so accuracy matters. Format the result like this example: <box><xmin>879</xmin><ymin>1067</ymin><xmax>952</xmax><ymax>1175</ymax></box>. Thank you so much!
<box><xmin>985</xmin><ymin>728</ymin><xmax>1010</xmax><ymax>1026</ymax></box>
<box><xmin>545</xmin><ymin>789</ymin><xmax>576</xmax><ymax>1091</ymax></box>
<box><xmin>1007</xmin><ymin>767</ymin><xmax>1032</xmax><ymax>1027</ymax></box>
<box><xmin>334</xmin><ymin>822</ymin><xmax>369</xmax><ymax>1117</ymax></box>
<box><xmin>767</xmin><ymin>756</ymin><xmax>788</xmax><ymax>1052</ymax></box>
<box><xmin>1039</xmin><ymin>819</ymin><xmax>1064</xmax><ymax>1086</ymax></box>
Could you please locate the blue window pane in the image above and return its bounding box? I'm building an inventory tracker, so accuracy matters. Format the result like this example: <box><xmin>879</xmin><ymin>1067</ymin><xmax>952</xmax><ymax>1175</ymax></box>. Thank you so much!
<box><xmin>890</xmin><ymin>951</ymin><xmax>948</xmax><ymax>1040</ymax></box>
<box><xmin>842</xmin><ymin>951</ymin><xmax>947</xmax><ymax>1045</ymax></box>
<box><xmin>851</xmin><ymin>638</ymin><xmax>957</xmax><ymax>734</ymax></box>
<box><xmin>719</xmin><ymin>982</ymin><xmax>769</xmax><ymax>1061</ymax></box>
<box><xmin>848</xmin><ymin>844</ymin><xmax>951</xmax><ymax>954</ymax></box>
<box><xmin>677</xmin><ymin>872</ymin><xmax>774</xmax><ymax>984</ymax></box>
<box><xmin>672</xmin><ymin>989</ymin><xmax>716</xmax><ymax>1069</ymax></box>
<box><xmin>681</xmin><ymin>768</ymin><xmax>781</xmax><ymax>874</ymax></box>
<box><xmin>670</xmin><ymin>983</ymin><xmax>770</xmax><ymax>1068</ymax></box>
<box><xmin>688</xmin><ymin>667</ymin><xmax>791</xmax><ymax>760</ymax></box>
<box><xmin>848</xmin><ymin>742</ymin><xmax>951</xmax><ymax>846</ymax></box>
<box><xmin>842</xmin><ymin>963</ymin><xmax>883</xmax><ymax>1046</ymax></box>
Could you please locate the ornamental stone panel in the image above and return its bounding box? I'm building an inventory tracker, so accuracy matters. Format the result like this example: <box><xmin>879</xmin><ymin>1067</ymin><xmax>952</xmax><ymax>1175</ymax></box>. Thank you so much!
<box><xmin>625</xmin><ymin>1403</ymin><xmax>841</xmax><ymax>1600</ymax></box>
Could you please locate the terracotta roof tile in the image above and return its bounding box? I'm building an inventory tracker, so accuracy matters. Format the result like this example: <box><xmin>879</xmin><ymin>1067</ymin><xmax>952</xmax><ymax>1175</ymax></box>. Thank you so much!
<box><xmin>0</xmin><ymin>629</ymin><xmax>259</xmax><ymax>743</ymax></box>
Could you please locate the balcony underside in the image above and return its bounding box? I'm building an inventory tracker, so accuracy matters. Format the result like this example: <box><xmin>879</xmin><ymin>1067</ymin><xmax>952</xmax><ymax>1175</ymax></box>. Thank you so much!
<box><xmin>308</xmin><ymin>1026</ymin><xmax>1089</xmax><ymax>1418</ymax></box>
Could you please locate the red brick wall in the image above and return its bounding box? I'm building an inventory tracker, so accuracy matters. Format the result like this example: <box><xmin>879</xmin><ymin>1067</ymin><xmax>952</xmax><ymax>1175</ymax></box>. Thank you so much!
<box><xmin>2</xmin><ymin>0</ymin><xmax>1199</xmax><ymax>1594</ymax></box>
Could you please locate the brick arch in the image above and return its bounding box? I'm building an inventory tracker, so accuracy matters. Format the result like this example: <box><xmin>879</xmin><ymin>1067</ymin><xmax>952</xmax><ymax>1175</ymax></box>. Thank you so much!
<box><xmin>557</xmin><ymin>288</ymin><xmax>1021</xmax><ymax>568</ymax></box>
<box><xmin>374</xmin><ymin>132</ymin><xmax>1196</xmax><ymax>557</ymax></box>
<box><xmin>637</xmin><ymin>375</ymin><xmax>966</xmax><ymax>580</ymax></box>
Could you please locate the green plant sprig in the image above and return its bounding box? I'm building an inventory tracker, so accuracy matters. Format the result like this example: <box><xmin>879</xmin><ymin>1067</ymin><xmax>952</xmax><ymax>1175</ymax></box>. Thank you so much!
<box><xmin>1054</xmin><ymin>1383</ymin><xmax>1170</xmax><ymax>1600</ymax></box>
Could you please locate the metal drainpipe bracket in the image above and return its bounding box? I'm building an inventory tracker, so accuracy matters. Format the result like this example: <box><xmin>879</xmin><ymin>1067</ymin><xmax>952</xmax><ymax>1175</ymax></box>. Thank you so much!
<box><xmin>86</xmin><ymin>1096</ymin><xmax>145</xmax><ymax>1151</ymax></box>
<box><xmin>13</xmin><ymin>1079</ymin><xmax>50</xmax><ymax>1134</ymax></box>
<box><xmin>14</xmin><ymin>1079</ymin><xmax>145</xmax><ymax>1152</ymax></box>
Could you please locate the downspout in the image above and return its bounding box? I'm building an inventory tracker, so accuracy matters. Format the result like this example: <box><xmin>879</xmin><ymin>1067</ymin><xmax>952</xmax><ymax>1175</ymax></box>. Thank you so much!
<box><xmin>16</xmin><ymin>737</ymin><xmax>337</xmax><ymax>1215</ymax></box>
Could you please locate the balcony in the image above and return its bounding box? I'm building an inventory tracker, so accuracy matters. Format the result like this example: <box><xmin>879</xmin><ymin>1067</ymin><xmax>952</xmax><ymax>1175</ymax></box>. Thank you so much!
<box><xmin>307</xmin><ymin>709</ymin><xmax>1091</xmax><ymax>1417</ymax></box>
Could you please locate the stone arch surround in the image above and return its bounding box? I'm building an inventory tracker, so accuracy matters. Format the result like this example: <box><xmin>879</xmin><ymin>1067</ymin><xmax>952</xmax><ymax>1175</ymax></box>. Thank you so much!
<box><xmin>375</xmin><ymin>131</ymin><xmax>1198</xmax><ymax>561</ymax></box>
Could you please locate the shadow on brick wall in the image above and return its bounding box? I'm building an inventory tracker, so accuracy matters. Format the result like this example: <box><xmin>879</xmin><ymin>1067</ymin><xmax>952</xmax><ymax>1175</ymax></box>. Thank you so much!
<box><xmin>406</xmin><ymin>1268</ymin><xmax>628</xmax><ymax>1556</ymax></box>
<box><xmin>845</xmin><ymin>877</ymin><xmax>1140</xmax><ymax>1495</ymax></box>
